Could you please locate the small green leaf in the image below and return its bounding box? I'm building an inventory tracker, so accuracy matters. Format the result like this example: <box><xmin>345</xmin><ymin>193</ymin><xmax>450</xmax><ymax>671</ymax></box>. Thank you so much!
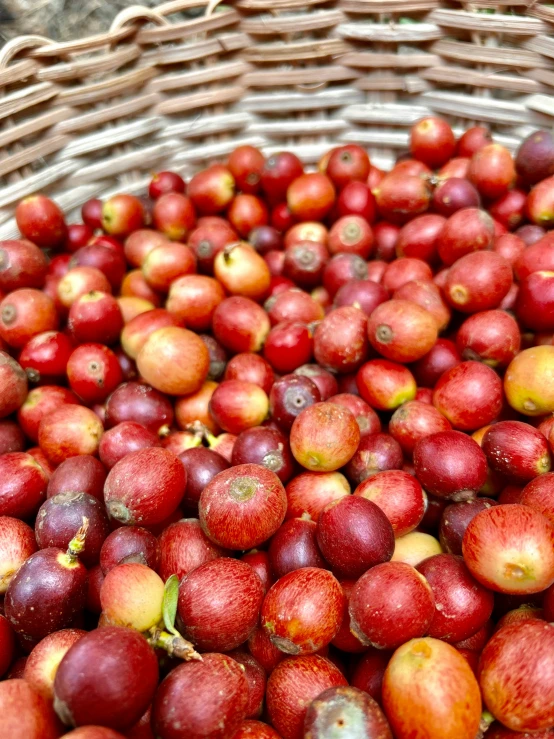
<box><xmin>162</xmin><ymin>575</ymin><xmax>180</xmax><ymax>637</ymax></box>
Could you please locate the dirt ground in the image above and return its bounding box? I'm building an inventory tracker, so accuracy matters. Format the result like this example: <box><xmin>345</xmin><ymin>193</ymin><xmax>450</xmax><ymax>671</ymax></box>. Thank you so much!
<box><xmin>0</xmin><ymin>0</ymin><xmax>168</xmax><ymax>42</ymax></box>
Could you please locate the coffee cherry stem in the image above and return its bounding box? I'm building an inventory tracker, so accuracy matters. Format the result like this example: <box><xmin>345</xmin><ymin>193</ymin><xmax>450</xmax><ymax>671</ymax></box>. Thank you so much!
<box><xmin>67</xmin><ymin>517</ymin><xmax>90</xmax><ymax>562</ymax></box>
<box><xmin>476</xmin><ymin>710</ymin><xmax>495</xmax><ymax>739</ymax></box>
<box><xmin>148</xmin><ymin>626</ymin><xmax>202</xmax><ymax>662</ymax></box>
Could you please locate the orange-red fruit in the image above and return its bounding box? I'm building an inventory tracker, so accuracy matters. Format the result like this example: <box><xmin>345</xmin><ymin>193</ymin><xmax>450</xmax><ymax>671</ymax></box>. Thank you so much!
<box><xmin>188</xmin><ymin>164</ymin><xmax>236</xmax><ymax>214</ymax></box>
<box><xmin>527</xmin><ymin>175</ymin><xmax>554</xmax><ymax>227</ymax></box>
<box><xmin>199</xmin><ymin>463</ymin><xmax>287</xmax><ymax>550</ymax></box>
<box><xmin>166</xmin><ymin>274</ymin><xmax>225</xmax><ymax>331</ymax></box>
<box><xmin>290</xmin><ymin>402</ymin><xmax>360</xmax><ymax>472</ymax></box>
<box><xmin>137</xmin><ymin>326</ymin><xmax>209</xmax><ymax>395</ymax></box>
<box><xmin>504</xmin><ymin>345</ymin><xmax>554</xmax><ymax>416</ymax></box>
<box><xmin>152</xmin><ymin>193</ymin><xmax>196</xmax><ymax>241</ymax></box>
<box><xmin>0</xmin><ymin>679</ymin><xmax>63</xmax><ymax>739</ymax></box>
<box><xmin>261</xmin><ymin>567</ymin><xmax>345</xmax><ymax>655</ymax></box>
<box><xmin>463</xmin><ymin>504</ymin><xmax>554</xmax><ymax>594</ymax></box>
<box><xmin>214</xmin><ymin>243</ymin><xmax>271</xmax><ymax>300</ymax></box>
<box><xmin>432</xmin><ymin>361</ymin><xmax>503</xmax><ymax>431</ymax></box>
<box><xmin>374</xmin><ymin>173</ymin><xmax>431</xmax><ymax>225</ymax></box>
<box><xmin>410</xmin><ymin>117</ymin><xmax>456</xmax><ymax>169</ymax></box>
<box><xmin>101</xmin><ymin>194</ymin><xmax>145</xmax><ymax>237</ymax></box>
<box><xmin>468</xmin><ymin>144</ymin><xmax>516</xmax><ymax>200</ymax></box>
<box><xmin>444</xmin><ymin>251</ymin><xmax>513</xmax><ymax>313</ymax></box>
<box><xmin>15</xmin><ymin>195</ymin><xmax>67</xmax><ymax>249</ymax></box>
<box><xmin>479</xmin><ymin>620</ymin><xmax>554</xmax><ymax>732</ymax></box>
<box><xmin>287</xmin><ymin>173</ymin><xmax>336</xmax><ymax>222</ymax></box>
<box><xmin>100</xmin><ymin>563</ymin><xmax>164</xmax><ymax>632</ymax></box>
<box><xmin>24</xmin><ymin>628</ymin><xmax>86</xmax><ymax>700</ymax></box>
<box><xmin>349</xmin><ymin>562</ymin><xmax>435</xmax><ymax>650</ymax></box>
<box><xmin>0</xmin><ymin>289</ymin><xmax>58</xmax><ymax>348</ymax></box>
<box><xmin>266</xmin><ymin>655</ymin><xmax>347</xmax><ymax>739</ymax></box>
<box><xmin>367</xmin><ymin>299</ymin><xmax>438</xmax><ymax>363</ymax></box>
<box><xmin>178</xmin><ymin>557</ymin><xmax>264</xmax><ymax>651</ymax></box>
<box><xmin>141</xmin><ymin>241</ymin><xmax>196</xmax><ymax>292</ymax></box>
<box><xmin>356</xmin><ymin>359</ymin><xmax>417</xmax><ymax>411</ymax></box>
<box><xmin>382</xmin><ymin>637</ymin><xmax>482</xmax><ymax>739</ymax></box>
<box><xmin>38</xmin><ymin>405</ymin><xmax>103</xmax><ymax>465</ymax></box>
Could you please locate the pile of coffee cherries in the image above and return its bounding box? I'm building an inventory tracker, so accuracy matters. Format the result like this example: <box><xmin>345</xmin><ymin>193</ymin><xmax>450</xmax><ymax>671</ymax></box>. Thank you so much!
<box><xmin>1</xmin><ymin>118</ymin><xmax>554</xmax><ymax>739</ymax></box>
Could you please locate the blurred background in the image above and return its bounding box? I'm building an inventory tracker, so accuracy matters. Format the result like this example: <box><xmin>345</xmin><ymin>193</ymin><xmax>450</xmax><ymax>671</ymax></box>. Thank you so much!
<box><xmin>0</xmin><ymin>0</ymin><xmax>193</xmax><ymax>41</ymax></box>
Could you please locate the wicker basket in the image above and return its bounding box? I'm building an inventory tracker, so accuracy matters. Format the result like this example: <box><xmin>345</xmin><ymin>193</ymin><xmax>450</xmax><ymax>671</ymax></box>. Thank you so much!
<box><xmin>0</xmin><ymin>0</ymin><xmax>553</xmax><ymax>239</ymax></box>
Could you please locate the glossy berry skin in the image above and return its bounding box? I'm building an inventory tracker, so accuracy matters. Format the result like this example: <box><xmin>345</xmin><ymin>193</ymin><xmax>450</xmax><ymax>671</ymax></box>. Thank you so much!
<box><xmin>19</xmin><ymin>330</ymin><xmax>74</xmax><ymax>382</ymax></box>
<box><xmin>98</xmin><ymin>421</ymin><xmax>160</xmax><ymax>470</ymax></box>
<box><xmin>226</xmin><ymin>649</ymin><xmax>266</xmax><ymax>719</ymax></box>
<box><xmin>100</xmin><ymin>562</ymin><xmax>164</xmax><ymax>633</ymax></box>
<box><xmin>179</xmin><ymin>447</ymin><xmax>230</xmax><ymax>511</ymax></box>
<box><xmin>316</xmin><ymin>496</ymin><xmax>395</xmax><ymax>579</ymax></box>
<box><xmin>47</xmin><ymin>455</ymin><xmax>106</xmax><ymax>501</ymax></box>
<box><xmin>67</xmin><ymin>344</ymin><xmax>123</xmax><ymax>405</ymax></box>
<box><xmin>439</xmin><ymin>498</ymin><xmax>498</xmax><ymax>556</ymax></box>
<box><xmin>432</xmin><ymin>361</ymin><xmax>503</xmax><ymax>432</ymax></box>
<box><xmin>152</xmin><ymin>653</ymin><xmax>248</xmax><ymax>739</ymax></box>
<box><xmin>149</xmin><ymin>170</ymin><xmax>186</xmax><ymax>199</ymax></box>
<box><xmin>261</xmin><ymin>567</ymin><xmax>345</xmax><ymax>655</ymax></box>
<box><xmin>0</xmin><ymin>351</ymin><xmax>28</xmax><ymax>418</ymax></box>
<box><xmin>104</xmin><ymin>447</ymin><xmax>186</xmax><ymax>526</ymax></box>
<box><xmin>248</xmin><ymin>625</ymin><xmax>285</xmax><ymax>674</ymax></box>
<box><xmin>232</xmin><ymin>720</ymin><xmax>282</xmax><ymax>739</ymax></box>
<box><xmin>23</xmin><ymin>628</ymin><xmax>86</xmax><ymax>700</ymax></box>
<box><xmin>0</xmin><ymin>516</ymin><xmax>37</xmax><ymax>594</ymax></box>
<box><xmin>100</xmin><ymin>525</ymin><xmax>159</xmax><ymax>574</ymax></box>
<box><xmin>416</xmin><ymin>554</ymin><xmax>494</xmax><ymax>643</ymax></box>
<box><xmin>16</xmin><ymin>195</ymin><xmax>67</xmax><ymax>249</ymax></box>
<box><xmin>382</xmin><ymin>638</ymin><xmax>482</xmax><ymax>739</ymax></box>
<box><xmin>269</xmin><ymin>374</ymin><xmax>321</xmax><ymax>432</ymax></box>
<box><xmin>263</xmin><ymin>321</ymin><xmax>313</xmax><ymax>374</ymax></box>
<box><xmin>303</xmin><ymin>685</ymin><xmax>392</xmax><ymax>739</ymax></box>
<box><xmin>285</xmin><ymin>471</ymin><xmax>350</xmax><ymax>522</ymax></box>
<box><xmin>0</xmin><ymin>679</ymin><xmax>63</xmax><ymax>739</ymax></box>
<box><xmin>208</xmin><ymin>380</ymin><xmax>269</xmax><ymax>436</ymax></box>
<box><xmin>158</xmin><ymin>518</ymin><xmax>224</xmax><ymax>581</ymax></box>
<box><xmin>482</xmin><ymin>421</ymin><xmax>551</xmax><ymax>482</ymax></box>
<box><xmin>313</xmin><ymin>306</ymin><xmax>368</xmax><ymax>374</ymax></box>
<box><xmin>105</xmin><ymin>381</ymin><xmax>173</xmax><ymax>435</ymax></box>
<box><xmin>0</xmin><ymin>452</ymin><xmax>49</xmax><ymax>518</ymax></box>
<box><xmin>462</xmin><ymin>504</ymin><xmax>554</xmax><ymax>595</ymax></box>
<box><xmin>266</xmin><ymin>655</ymin><xmax>347</xmax><ymax>739</ymax></box>
<box><xmin>232</xmin><ymin>426</ymin><xmax>294</xmax><ymax>484</ymax></box>
<box><xmin>268</xmin><ymin>518</ymin><xmax>325</xmax><ymax>578</ymax></box>
<box><xmin>53</xmin><ymin>626</ymin><xmax>158</xmax><ymax>731</ymax></box>
<box><xmin>5</xmin><ymin>546</ymin><xmax>88</xmax><ymax>641</ymax></box>
<box><xmin>413</xmin><ymin>430</ymin><xmax>487</xmax><ymax>502</ymax></box>
<box><xmin>367</xmin><ymin>299</ymin><xmax>438</xmax><ymax>364</ymax></box>
<box><xmin>345</xmin><ymin>432</ymin><xmax>403</xmax><ymax>485</ymax></box>
<box><xmin>354</xmin><ymin>470</ymin><xmax>426</xmax><ymax>537</ymax></box>
<box><xmin>38</xmin><ymin>404</ymin><xmax>104</xmax><ymax>466</ymax></box>
<box><xmin>178</xmin><ymin>557</ymin><xmax>264</xmax><ymax>652</ymax></box>
<box><xmin>290</xmin><ymin>402</ymin><xmax>360</xmax><ymax>473</ymax></box>
<box><xmin>349</xmin><ymin>562</ymin><xmax>435</xmax><ymax>650</ymax></box>
<box><xmin>199</xmin><ymin>463</ymin><xmax>287</xmax><ymax>550</ymax></box>
<box><xmin>410</xmin><ymin>117</ymin><xmax>456</xmax><ymax>168</ymax></box>
<box><xmin>35</xmin><ymin>491</ymin><xmax>110</xmax><ymax>567</ymax></box>
<box><xmin>478</xmin><ymin>620</ymin><xmax>554</xmax><ymax>732</ymax></box>
<box><xmin>356</xmin><ymin>359</ymin><xmax>416</xmax><ymax>411</ymax></box>
<box><xmin>388</xmin><ymin>401</ymin><xmax>451</xmax><ymax>458</ymax></box>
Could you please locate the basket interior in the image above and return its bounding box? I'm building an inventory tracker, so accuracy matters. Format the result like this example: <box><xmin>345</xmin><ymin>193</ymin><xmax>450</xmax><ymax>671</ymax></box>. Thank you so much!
<box><xmin>0</xmin><ymin>0</ymin><xmax>553</xmax><ymax>237</ymax></box>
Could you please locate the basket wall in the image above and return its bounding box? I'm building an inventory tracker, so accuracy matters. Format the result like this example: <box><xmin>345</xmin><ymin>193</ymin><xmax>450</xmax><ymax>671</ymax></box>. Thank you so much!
<box><xmin>0</xmin><ymin>0</ymin><xmax>553</xmax><ymax>237</ymax></box>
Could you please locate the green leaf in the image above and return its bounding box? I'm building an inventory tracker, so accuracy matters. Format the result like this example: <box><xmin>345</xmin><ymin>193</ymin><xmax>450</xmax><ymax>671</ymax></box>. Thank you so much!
<box><xmin>162</xmin><ymin>575</ymin><xmax>180</xmax><ymax>637</ymax></box>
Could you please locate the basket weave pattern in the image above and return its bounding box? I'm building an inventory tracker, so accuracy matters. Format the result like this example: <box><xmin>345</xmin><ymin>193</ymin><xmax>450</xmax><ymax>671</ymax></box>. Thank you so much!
<box><xmin>0</xmin><ymin>0</ymin><xmax>553</xmax><ymax>237</ymax></box>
